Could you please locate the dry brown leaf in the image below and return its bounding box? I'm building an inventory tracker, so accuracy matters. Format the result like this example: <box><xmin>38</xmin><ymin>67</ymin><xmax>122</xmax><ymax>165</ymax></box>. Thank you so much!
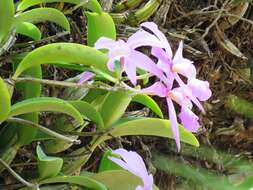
<box><xmin>213</xmin><ymin>26</ymin><xmax>247</xmax><ymax>60</ymax></box>
<box><xmin>219</xmin><ymin>2</ymin><xmax>249</xmax><ymax>30</ymax></box>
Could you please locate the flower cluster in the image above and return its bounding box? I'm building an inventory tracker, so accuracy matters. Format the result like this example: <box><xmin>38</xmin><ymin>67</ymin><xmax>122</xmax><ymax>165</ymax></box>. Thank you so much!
<box><xmin>94</xmin><ymin>22</ymin><xmax>211</xmax><ymax>151</ymax></box>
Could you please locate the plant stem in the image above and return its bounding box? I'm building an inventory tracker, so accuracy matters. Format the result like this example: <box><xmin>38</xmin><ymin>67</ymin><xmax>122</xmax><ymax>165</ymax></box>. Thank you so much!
<box><xmin>14</xmin><ymin>77</ymin><xmax>131</xmax><ymax>92</ymax></box>
<box><xmin>0</xmin><ymin>158</ymin><xmax>38</xmax><ymax>189</ymax></box>
<box><xmin>7</xmin><ymin>117</ymin><xmax>81</xmax><ymax>145</ymax></box>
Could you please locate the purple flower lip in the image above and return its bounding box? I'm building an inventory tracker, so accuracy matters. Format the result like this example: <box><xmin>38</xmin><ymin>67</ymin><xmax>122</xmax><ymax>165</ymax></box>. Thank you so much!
<box><xmin>108</xmin><ymin>148</ymin><xmax>154</xmax><ymax>190</ymax></box>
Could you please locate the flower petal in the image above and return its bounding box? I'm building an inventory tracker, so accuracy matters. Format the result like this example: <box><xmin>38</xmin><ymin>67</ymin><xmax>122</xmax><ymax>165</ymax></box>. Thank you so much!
<box><xmin>188</xmin><ymin>78</ymin><xmax>212</xmax><ymax>101</ymax></box>
<box><xmin>124</xmin><ymin>58</ymin><xmax>137</xmax><ymax>85</ymax></box>
<box><xmin>179</xmin><ymin>107</ymin><xmax>200</xmax><ymax>132</ymax></box>
<box><xmin>140</xmin><ymin>22</ymin><xmax>173</xmax><ymax>57</ymax></box>
<box><xmin>170</xmin><ymin>87</ymin><xmax>192</xmax><ymax>108</ymax></box>
<box><xmin>107</xmin><ymin>57</ymin><xmax>117</xmax><ymax>71</ymax></box>
<box><xmin>94</xmin><ymin>37</ymin><xmax>116</xmax><ymax>49</ymax></box>
<box><xmin>128</xmin><ymin>50</ymin><xmax>166</xmax><ymax>82</ymax></box>
<box><xmin>167</xmin><ymin>97</ymin><xmax>180</xmax><ymax>151</ymax></box>
<box><xmin>172</xmin><ymin>41</ymin><xmax>196</xmax><ymax>78</ymax></box>
<box><xmin>77</xmin><ymin>71</ymin><xmax>95</xmax><ymax>85</ymax></box>
<box><xmin>127</xmin><ymin>30</ymin><xmax>164</xmax><ymax>49</ymax></box>
<box><xmin>141</xmin><ymin>82</ymin><xmax>167</xmax><ymax>97</ymax></box>
<box><xmin>108</xmin><ymin>148</ymin><xmax>153</xmax><ymax>189</ymax></box>
<box><xmin>151</xmin><ymin>47</ymin><xmax>171</xmax><ymax>65</ymax></box>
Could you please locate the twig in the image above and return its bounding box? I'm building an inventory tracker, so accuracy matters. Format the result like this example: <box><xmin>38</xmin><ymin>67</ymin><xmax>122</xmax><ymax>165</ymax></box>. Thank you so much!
<box><xmin>200</xmin><ymin>0</ymin><xmax>229</xmax><ymax>39</ymax></box>
<box><xmin>63</xmin><ymin>1</ymin><xmax>89</xmax><ymax>15</ymax></box>
<box><xmin>13</xmin><ymin>31</ymin><xmax>70</xmax><ymax>48</ymax></box>
<box><xmin>222</xmin><ymin>12</ymin><xmax>253</xmax><ymax>26</ymax></box>
<box><xmin>7</xmin><ymin>117</ymin><xmax>81</xmax><ymax>145</ymax></box>
<box><xmin>0</xmin><ymin>158</ymin><xmax>38</xmax><ymax>189</ymax></box>
<box><xmin>167</xmin><ymin>10</ymin><xmax>221</xmax><ymax>24</ymax></box>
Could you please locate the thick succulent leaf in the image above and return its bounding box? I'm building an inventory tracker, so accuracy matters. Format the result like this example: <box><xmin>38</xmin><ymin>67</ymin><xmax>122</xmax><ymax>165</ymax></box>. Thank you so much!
<box><xmin>86</xmin><ymin>11</ymin><xmax>116</xmax><ymax>47</ymax></box>
<box><xmin>0</xmin><ymin>0</ymin><xmax>14</xmax><ymax>44</ymax></box>
<box><xmin>15</xmin><ymin>22</ymin><xmax>41</xmax><ymax>40</ymax></box>
<box><xmin>39</xmin><ymin>176</ymin><xmax>107</xmax><ymax>190</ymax></box>
<box><xmin>62</xmin><ymin>118</ymin><xmax>198</xmax><ymax>175</ymax></box>
<box><xmin>12</xmin><ymin>43</ymin><xmax>113</xmax><ymax>80</ymax></box>
<box><xmin>98</xmin><ymin>91</ymin><xmax>132</xmax><ymax>128</ymax></box>
<box><xmin>98</xmin><ymin>150</ymin><xmax>122</xmax><ymax>172</ymax></box>
<box><xmin>10</xmin><ymin>97</ymin><xmax>84</xmax><ymax>125</ymax></box>
<box><xmin>13</xmin><ymin>55</ymin><xmax>42</xmax><ymax>145</ymax></box>
<box><xmin>214</xmin><ymin>27</ymin><xmax>247</xmax><ymax>59</ymax></box>
<box><xmin>0</xmin><ymin>77</ymin><xmax>11</xmax><ymax>122</ymax></box>
<box><xmin>37</xmin><ymin>145</ymin><xmax>63</xmax><ymax>180</ymax></box>
<box><xmin>14</xmin><ymin>8</ymin><xmax>70</xmax><ymax>31</ymax></box>
<box><xmin>90</xmin><ymin>170</ymin><xmax>159</xmax><ymax>190</ymax></box>
<box><xmin>99</xmin><ymin>118</ymin><xmax>199</xmax><ymax>147</ymax></box>
<box><xmin>17</xmin><ymin>0</ymin><xmax>102</xmax><ymax>13</ymax></box>
<box><xmin>69</xmin><ymin>101</ymin><xmax>104</xmax><ymax>129</ymax></box>
<box><xmin>132</xmin><ymin>94</ymin><xmax>163</xmax><ymax>118</ymax></box>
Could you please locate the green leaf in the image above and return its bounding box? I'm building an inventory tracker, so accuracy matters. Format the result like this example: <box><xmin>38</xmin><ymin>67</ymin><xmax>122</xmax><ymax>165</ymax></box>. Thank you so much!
<box><xmin>12</xmin><ymin>43</ymin><xmax>113</xmax><ymax>80</ymax></box>
<box><xmin>237</xmin><ymin>176</ymin><xmax>253</xmax><ymax>189</ymax></box>
<box><xmin>0</xmin><ymin>0</ymin><xmax>14</xmax><ymax>44</ymax></box>
<box><xmin>82</xmin><ymin>88</ymin><xmax>107</xmax><ymax>103</ymax></box>
<box><xmin>69</xmin><ymin>100</ymin><xmax>104</xmax><ymax>129</ymax></box>
<box><xmin>98</xmin><ymin>91</ymin><xmax>132</xmax><ymax>128</ymax></box>
<box><xmin>132</xmin><ymin>94</ymin><xmax>163</xmax><ymax>118</ymax></box>
<box><xmin>12</xmin><ymin>54</ymin><xmax>42</xmax><ymax>145</ymax></box>
<box><xmin>10</xmin><ymin>97</ymin><xmax>84</xmax><ymax>125</ymax></box>
<box><xmin>17</xmin><ymin>0</ymin><xmax>103</xmax><ymax>13</ymax></box>
<box><xmin>37</xmin><ymin>145</ymin><xmax>63</xmax><ymax>180</ymax></box>
<box><xmin>0</xmin><ymin>77</ymin><xmax>11</xmax><ymax>122</ymax></box>
<box><xmin>14</xmin><ymin>8</ymin><xmax>70</xmax><ymax>31</ymax></box>
<box><xmin>90</xmin><ymin>170</ymin><xmax>159</xmax><ymax>190</ymax></box>
<box><xmin>98</xmin><ymin>150</ymin><xmax>122</xmax><ymax>172</ymax></box>
<box><xmin>86</xmin><ymin>11</ymin><xmax>116</xmax><ymax>46</ymax></box>
<box><xmin>100</xmin><ymin>118</ymin><xmax>199</xmax><ymax>147</ymax></box>
<box><xmin>15</xmin><ymin>22</ymin><xmax>41</xmax><ymax>40</ymax></box>
<box><xmin>39</xmin><ymin>176</ymin><xmax>107</xmax><ymax>190</ymax></box>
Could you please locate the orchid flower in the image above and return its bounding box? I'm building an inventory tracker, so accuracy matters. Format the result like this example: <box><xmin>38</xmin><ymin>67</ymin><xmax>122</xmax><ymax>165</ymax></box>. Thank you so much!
<box><xmin>142</xmin><ymin>78</ymin><xmax>211</xmax><ymax>150</ymax></box>
<box><xmin>94</xmin><ymin>37</ymin><xmax>165</xmax><ymax>85</ymax></box>
<box><xmin>108</xmin><ymin>148</ymin><xmax>154</xmax><ymax>190</ymax></box>
<box><xmin>77</xmin><ymin>71</ymin><xmax>95</xmax><ymax>85</ymax></box>
<box><xmin>130</xmin><ymin>22</ymin><xmax>196</xmax><ymax>81</ymax></box>
<box><xmin>132</xmin><ymin>22</ymin><xmax>211</xmax><ymax>150</ymax></box>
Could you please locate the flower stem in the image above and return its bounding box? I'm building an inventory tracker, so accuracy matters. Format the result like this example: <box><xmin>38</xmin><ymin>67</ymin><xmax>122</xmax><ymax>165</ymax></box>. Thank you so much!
<box><xmin>7</xmin><ymin>117</ymin><xmax>81</xmax><ymax>145</ymax></box>
<box><xmin>14</xmin><ymin>77</ymin><xmax>130</xmax><ymax>92</ymax></box>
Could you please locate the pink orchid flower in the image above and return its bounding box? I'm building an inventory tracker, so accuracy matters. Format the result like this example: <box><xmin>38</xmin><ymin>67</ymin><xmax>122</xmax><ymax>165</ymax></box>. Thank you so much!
<box><xmin>142</xmin><ymin>78</ymin><xmax>211</xmax><ymax>150</ymax></box>
<box><xmin>94</xmin><ymin>37</ymin><xmax>165</xmax><ymax>86</ymax></box>
<box><xmin>108</xmin><ymin>148</ymin><xmax>154</xmax><ymax>190</ymax></box>
<box><xmin>132</xmin><ymin>22</ymin><xmax>211</xmax><ymax>150</ymax></box>
<box><xmin>130</xmin><ymin>22</ymin><xmax>196</xmax><ymax>81</ymax></box>
<box><xmin>77</xmin><ymin>71</ymin><xmax>95</xmax><ymax>85</ymax></box>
